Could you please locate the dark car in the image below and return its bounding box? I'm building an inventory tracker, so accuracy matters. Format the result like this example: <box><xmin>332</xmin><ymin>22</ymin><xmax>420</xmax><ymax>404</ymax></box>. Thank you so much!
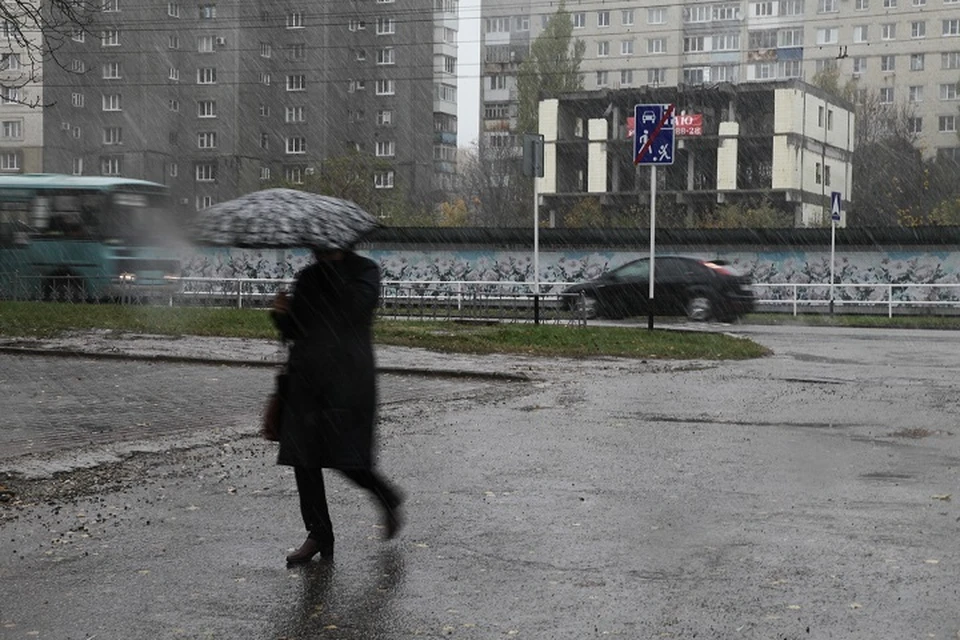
<box><xmin>563</xmin><ymin>256</ymin><xmax>756</xmax><ymax>321</ymax></box>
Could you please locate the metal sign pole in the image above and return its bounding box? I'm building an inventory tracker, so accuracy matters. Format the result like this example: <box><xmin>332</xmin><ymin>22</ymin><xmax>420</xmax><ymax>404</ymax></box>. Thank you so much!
<box><xmin>533</xmin><ymin>175</ymin><xmax>540</xmax><ymax>325</ymax></box>
<box><xmin>648</xmin><ymin>165</ymin><xmax>656</xmax><ymax>331</ymax></box>
<box><xmin>829</xmin><ymin>217</ymin><xmax>836</xmax><ymax>316</ymax></box>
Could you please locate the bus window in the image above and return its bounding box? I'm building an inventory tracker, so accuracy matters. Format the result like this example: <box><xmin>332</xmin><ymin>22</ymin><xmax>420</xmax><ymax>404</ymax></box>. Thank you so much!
<box><xmin>30</xmin><ymin>197</ymin><xmax>50</xmax><ymax>230</ymax></box>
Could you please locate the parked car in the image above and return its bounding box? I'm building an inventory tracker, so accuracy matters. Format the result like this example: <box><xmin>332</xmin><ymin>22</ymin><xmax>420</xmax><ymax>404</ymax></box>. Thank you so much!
<box><xmin>563</xmin><ymin>256</ymin><xmax>756</xmax><ymax>321</ymax></box>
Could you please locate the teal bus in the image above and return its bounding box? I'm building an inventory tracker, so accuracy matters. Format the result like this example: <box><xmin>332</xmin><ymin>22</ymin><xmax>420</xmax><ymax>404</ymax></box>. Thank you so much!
<box><xmin>0</xmin><ymin>174</ymin><xmax>182</xmax><ymax>301</ymax></box>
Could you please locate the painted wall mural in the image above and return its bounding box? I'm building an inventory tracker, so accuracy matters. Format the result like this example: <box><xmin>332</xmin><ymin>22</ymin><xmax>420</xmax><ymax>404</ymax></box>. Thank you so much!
<box><xmin>179</xmin><ymin>246</ymin><xmax>960</xmax><ymax>302</ymax></box>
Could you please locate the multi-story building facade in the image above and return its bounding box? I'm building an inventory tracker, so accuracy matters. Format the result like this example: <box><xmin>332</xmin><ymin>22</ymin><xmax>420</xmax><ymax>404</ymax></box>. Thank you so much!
<box><xmin>481</xmin><ymin>0</ymin><xmax>960</xmax><ymax>162</ymax></box>
<box><xmin>0</xmin><ymin>0</ymin><xmax>458</xmax><ymax>214</ymax></box>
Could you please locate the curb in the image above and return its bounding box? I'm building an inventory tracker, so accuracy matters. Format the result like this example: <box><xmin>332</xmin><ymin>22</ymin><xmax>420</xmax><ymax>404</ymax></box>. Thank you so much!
<box><xmin>0</xmin><ymin>345</ymin><xmax>531</xmax><ymax>383</ymax></box>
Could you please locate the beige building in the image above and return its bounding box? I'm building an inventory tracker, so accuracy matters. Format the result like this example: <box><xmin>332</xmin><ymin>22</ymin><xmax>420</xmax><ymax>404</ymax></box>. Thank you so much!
<box><xmin>536</xmin><ymin>81</ymin><xmax>855</xmax><ymax>227</ymax></box>
<box><xmin>0</xmin><ymin>0</ymin><xmax>459</xmax><ymax>214</ymax></box>
<box><xmin>482</xmin><ymin>0</ymin><xmax>960</xmax><ymax>163</ymax></box>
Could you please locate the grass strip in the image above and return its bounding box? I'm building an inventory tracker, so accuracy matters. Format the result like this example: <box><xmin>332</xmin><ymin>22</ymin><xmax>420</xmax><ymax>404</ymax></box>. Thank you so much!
<box><xmin>0</xmin><ymin>301</ymin><xmax>769</xmax><ymax>360</ymax></box>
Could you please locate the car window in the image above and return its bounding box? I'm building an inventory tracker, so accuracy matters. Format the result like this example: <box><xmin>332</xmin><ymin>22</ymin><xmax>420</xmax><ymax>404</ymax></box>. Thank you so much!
<box><xmin>657</xmin><ymin>258</ymin><xmax>689</xmax><ymax>278</ymax></box>
<box><xmin>614</xmin><ymin>260</ymin><xmax>649</xmax><ymax>279</ymax></box>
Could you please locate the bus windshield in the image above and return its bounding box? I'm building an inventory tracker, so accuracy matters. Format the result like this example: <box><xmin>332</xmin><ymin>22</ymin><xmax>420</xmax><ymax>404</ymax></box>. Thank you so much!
<box><xmin>99</xmin><ymin>191</ymin><xmax>180</xmax><ymax>246</ymax></box>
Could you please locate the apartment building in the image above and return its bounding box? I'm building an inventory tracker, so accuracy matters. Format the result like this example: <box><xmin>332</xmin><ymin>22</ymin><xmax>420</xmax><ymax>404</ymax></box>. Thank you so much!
<box><xmin>481</xmin><ymin>0</ymin><xmax>960</xmax><ymax>161</ymax></box>
<box><xmin>0</xmin><ymin>0</ymin><xmax>458</xmax><ymax>213</ymax></box>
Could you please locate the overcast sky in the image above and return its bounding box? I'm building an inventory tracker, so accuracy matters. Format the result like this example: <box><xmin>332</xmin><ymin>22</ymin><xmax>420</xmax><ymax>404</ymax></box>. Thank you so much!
<box><xmin>457</xmin><ymin>0</ymin><xmax>481</xmax><ymax>149</ymax></box>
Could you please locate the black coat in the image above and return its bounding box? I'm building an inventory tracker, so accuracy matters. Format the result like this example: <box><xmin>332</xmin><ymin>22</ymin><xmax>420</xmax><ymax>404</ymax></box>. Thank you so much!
<box><xmin>271</xmin><ymin>252</ymin><xmax>380</xmax><ymax>470</ymax></box>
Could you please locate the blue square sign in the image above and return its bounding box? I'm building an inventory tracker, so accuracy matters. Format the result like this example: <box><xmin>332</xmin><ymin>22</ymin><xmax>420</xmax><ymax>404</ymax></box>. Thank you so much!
<box><xmin>634</xmin><ymin>103</ymin><xmax>675</xmax><ymax>166</ymax></box>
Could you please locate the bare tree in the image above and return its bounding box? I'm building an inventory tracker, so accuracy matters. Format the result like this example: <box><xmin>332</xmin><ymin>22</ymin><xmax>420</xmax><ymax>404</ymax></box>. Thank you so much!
<box><xmin>457</xmin><ymin>143</ymin><xmax>531</xmax><ymax>227</ymax></box>
<box><xmin>0</xmin><ymin>0</ymin><xmax>96</xmax><ymax>105</ymax></box>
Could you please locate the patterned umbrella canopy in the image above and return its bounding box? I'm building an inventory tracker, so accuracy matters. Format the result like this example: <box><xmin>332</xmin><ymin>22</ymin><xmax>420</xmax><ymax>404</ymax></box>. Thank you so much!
<box><xmin>191</xmin><ymin>188</ymin><xmax>380</xmax><ymax>249</ymax></box>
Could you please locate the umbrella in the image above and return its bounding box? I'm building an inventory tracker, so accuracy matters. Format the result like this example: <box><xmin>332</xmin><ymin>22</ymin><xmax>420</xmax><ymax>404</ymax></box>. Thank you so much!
<box><xmin>191</xmin><ymin>188</ymin><xmax>380</xmax><ymax>250</ymax></box>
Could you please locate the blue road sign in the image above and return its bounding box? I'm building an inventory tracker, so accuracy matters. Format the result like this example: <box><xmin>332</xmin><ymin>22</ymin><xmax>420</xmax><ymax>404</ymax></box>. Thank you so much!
<box><xmin>634</xmin><ymin>103</ymin><xmax>675</xmax><ymax>166</ymax></box>
<box><xmin>831</xmin><ymin>191</ymin><xmax>842</xmax><ymax>222</ymax></box>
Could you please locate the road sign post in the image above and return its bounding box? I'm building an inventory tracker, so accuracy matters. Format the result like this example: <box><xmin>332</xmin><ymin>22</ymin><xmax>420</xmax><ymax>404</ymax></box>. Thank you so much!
<box><xmin>523</xmin><ymin>134</ymin><xmax>545</xmax><ymax>324</ymax></box>
<box><xmin>634</xmin><ymin>104</ymin><xmax>676</xmax><ymax>330</ymax></box>
<box><xmin>829</xmin><ymin>191</ymin><xmax>841</xmax><ymax>315</ymax></box>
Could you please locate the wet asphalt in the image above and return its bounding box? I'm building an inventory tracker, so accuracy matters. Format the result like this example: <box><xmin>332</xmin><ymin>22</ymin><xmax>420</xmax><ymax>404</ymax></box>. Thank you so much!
<box><xmin>1</xmin><ymin>325</ymin><xmax>959</xmax><ymax>639</ymax></box>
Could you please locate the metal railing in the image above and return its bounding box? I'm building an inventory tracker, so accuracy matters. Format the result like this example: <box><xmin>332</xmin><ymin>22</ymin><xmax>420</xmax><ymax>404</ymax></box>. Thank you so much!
<box><xmin>753</xmin><ymin>283</ymin><xmax>960</xmax><ymax>317</ymax></box>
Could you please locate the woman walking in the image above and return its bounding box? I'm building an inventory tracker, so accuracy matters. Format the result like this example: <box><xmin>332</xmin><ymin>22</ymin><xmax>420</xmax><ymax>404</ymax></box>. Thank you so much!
<box><xmin>271</xmin><ymin>248</ymin><xmax>404</xmax><ymax>564</ymax></box>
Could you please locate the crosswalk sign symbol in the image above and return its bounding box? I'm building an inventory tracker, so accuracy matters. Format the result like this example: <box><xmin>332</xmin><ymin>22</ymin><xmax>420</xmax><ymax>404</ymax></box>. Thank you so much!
<box><xmin>830</xmin><ymin>191</ymin><xmax>841</xmax><ymax>222</ymax></box>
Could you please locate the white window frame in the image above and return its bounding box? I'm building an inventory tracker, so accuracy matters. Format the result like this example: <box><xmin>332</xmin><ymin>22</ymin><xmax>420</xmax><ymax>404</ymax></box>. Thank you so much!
<box><xmin>197</xmin><ymin>67</ymin><xmax>216</xmax><ymax>84</ymax></box>
<box><xmin>197</xmin><ymin>132</ymin><xmax>217</xmax><ymax>149</ymax></box>
<box><xmin>377</xmin><ymin>47</ymin><xmax>395</xmax><ymax>65</ymax></box>
<box><xmin>648</xmin><ymin>38</ymin><xmax>666</xmax><ymax>54</ymax></box>
<box><xmin>376</xmin><ymin>79</ymin><xmax>395</xmax><ymax>95</ymax></box>
<box><xmin>597</xmin><ymin>10</ymin><xmax>610</xmax><ymax>27</ymax></box>
<box><xmin>102</xmin><ymin>93</ymin><xmax>121</xmax><ymax>111</ymax></box>
<box><xmin>1</xmin><ymin>119</ymin><xmax>22</xmax><ymax>139</ymax></box>
<box><xmin>621</xmin><ymin>40</ymin><xmax>634</xmax><ymax>55</ymax></box>
<box><xmin>197</xmin><ymin>100</ymin><xmax>216</xmax><ymax>118</ymax></box>
<box><xmin>102</xmin><ymin>126</ymin><xmax>122</xmax><ymax>145</ymax></box>
<box><xmin>377</xmin><ymin>109</ymin><xmax>393</xmax><ymax>126</ymax></box>
<box><xmin>375</xmin><ymin>140</ymin><xmax>395</xmax><ymax>157</ymax></box>
<box><xmin>0</xmin><ymin>152</ymin><xmax>20</xmax><ymax>171</ymax></box>
<box><xmin>285</xmin><ymin>136</ymin><xmax>306</xmax><ymax>154</ymax></box>
<box><xmin>880</xmin><ymin>23</ymin><xmax>896</xmax><ymax>41</ymax></box>
<box><xmin>376</xmin><ymin>18</ymin><xmax>395</xmax><ymax>35</ymax></box>
<box><xmin>195</xmin><ymin>163</ymin><xmax>216</xmax><ymax>182</ymax></box>
<box><xmin>912</xmin><ymin>21</ymin><xmax>926</xmax><ymax>38</ymax></box>
<box><xmin>374</xmin><ymin>171</ymin><xmax>394</xmax><ymax>189</ymax></box>
<box><xmin>102</xmin><ymin>62</ymin><xmax>121</xmax><ymax>79</ymax></box>
<box><xmin>286</xmin><ymin>74</ymin><xmax>305</xmax><ymax>91</ymax></box>
<box><xmin>287</xmin><ymin>11</ymin><xmax>303</xmax><ymax>28</ymax></box>
<box><xmin>285</xmin><ymin>105</ymin><xmax>304</xmax><ymax>123</ymax></box>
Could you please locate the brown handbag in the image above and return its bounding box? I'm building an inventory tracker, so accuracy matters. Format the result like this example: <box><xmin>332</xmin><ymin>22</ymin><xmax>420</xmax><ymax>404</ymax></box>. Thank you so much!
<box><xmin>261</xmin><ymin>370</ymin><xmax>288</xmax><ymax>442</ymax></box>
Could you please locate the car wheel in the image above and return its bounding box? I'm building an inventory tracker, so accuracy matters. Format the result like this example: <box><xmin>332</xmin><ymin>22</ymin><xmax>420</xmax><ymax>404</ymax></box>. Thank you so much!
<box><xmin>686</xmin><ymin>295</ymin><xmax>714</xmax><ymax>322</ymax></box>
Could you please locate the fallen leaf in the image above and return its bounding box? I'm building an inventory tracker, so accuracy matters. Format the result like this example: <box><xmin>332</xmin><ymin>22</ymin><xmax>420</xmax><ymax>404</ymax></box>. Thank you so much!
<box><xmin>850</xmin><ymin>602</ymin><xmax>862</xmax><ymax>609</ymax></box>
<box><xmin>931</xmin><ymin>494</ymin><xmax>951</xmax><ymax>501</ymax></box>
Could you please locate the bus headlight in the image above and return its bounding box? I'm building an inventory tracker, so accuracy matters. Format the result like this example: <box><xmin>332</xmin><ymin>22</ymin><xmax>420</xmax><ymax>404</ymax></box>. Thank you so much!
<box><xmin>118</xmin><ymin>272</ymin><xmax>137</xmax><ymax>282</ymax></box>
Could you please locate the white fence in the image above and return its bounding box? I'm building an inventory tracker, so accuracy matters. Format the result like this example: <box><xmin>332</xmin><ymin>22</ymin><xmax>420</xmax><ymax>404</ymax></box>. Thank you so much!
<box><xmin>753</xmin><ymin>283</ymin><xmax>960</xmax><ymax>317</ymax></box>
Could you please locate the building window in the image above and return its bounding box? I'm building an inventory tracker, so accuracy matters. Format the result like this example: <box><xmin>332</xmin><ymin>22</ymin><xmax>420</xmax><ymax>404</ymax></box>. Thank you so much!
<box><xmin>597</xmin><ymin>10</ymin><xmax>610</xmax><ymax>27</ymax></box>
<box><xmin>944</xmin><ymin>19</ymin><xmax>960</xmax><ymax>36</ymax></box>
<box><xmin>595</xmin><ymin>70</ymin><xmax>609</xmax><ymax>86</ymax></box>
<box><xmin>939</xmin><ymin>115</ymin><xmax>957</xmax><ymax>132</ymax></box>
<box><xmin>260</xmin><ymin>73</ymin><xmax>271</xmax><ymax>85</ymax></box>
<box><xmin>597</xmin><ymin>41</ymin><xmax>609</xmax><ymax>57</ymax></box>
<box><xmin>852</xmin><ymin>57</ymin><xmax>867</xmax><ymax>74</ymax></box>
<box><xmin>102</xmin><ymin>93</ymin><xmax>121</xmax><ymax>111</ymax></box>
<box><xmin>0</xmin><ymin>86</ymin><xmax>20</xmax><ymax>104</ymax></box>
<box><xmin>753</xmin><ymin>2</ymin><xmax>774</xmax><ymax>16</ymax></box>
<box><xmin>197</xmin><ymin>67</ymin><xmax>216</xmax><ymax>84</ymax></box>
<box><xmin>72</xmin><ymin>93</ymin><xmax>85</xmax><ymax>107</ymax></box>
<box><xmin>778</xmin><ymin>29</ymin><xmax>801</xmax><ymax>47</ymax></box>
<box><xmin>286</xmin><ymin>74</ymin><xmax>305</xmax><ymax>91</ymax></box>
<box><xmin>648</xmin><ymin>38</ymin><xmax>666</xmax><ymax>54</ymax></box>
<box><xmin>374</xmin><ymin>171</ymin><xmax>394</xmax><ymax>189</ymax></box>
<box><xmin>879</xmin><ymin>87</ymin><xmax>894</xmax><ymax>103</ymax></box>
<box><xmin>102</xmin><ymin>62</ymin><xmax>121</xmax><ymax>79</ymax></box>
<box><xmin>620</xmin><ymin>69</ymin><xmax>633</xmax><ymax>86</ymax></box>
<box><xmin>285</xmin><ymin>136</ymin><xmax>305</xmax><ymax>154</ymax></box>
<box><xmin>199</xmin><ymin>4</ymin><xmax>216</xmax><ymax>19</ymax></box>
<box><xmin>169</xmin><ymin>163</ymin><xmax>178</xmax><ymax>177</ymax></box>
<box><xmin>685</xmin><ymin>5</ymin><xmax>711</xmax><ymax>22</ymax></box>
<box><xmin>285</xmin><ymin>167</ymin><xmax>303</xmax><ymax>184</ymax></box>
<box><xmin>0</xmin><ymin>152</ymin><xmax>20</xmax><ymax>171</ymax></box>
<box><xmin>648</xmin><ymin>8</ymin><xmax>666</xmax><ymax>24</ymax></box>
<box><xmin>198</xmin><ymin>35</ymin><xmax>214</xmax><ymax>52</ymax></box>
<box><xmin>909</xmin><ymin>85</ymin><xmax>924</xmax><ymax>102</ymax></box>
<box><xmin>621</xmin><ymin>40</ymin><xmax>634</xmax><ymax>55</ymax></box>
<box><xmin>169</xmin><ymin>68</ymin><xmax>179</xmax><ymax>81</ymax></box>
<box><xmin>880</xmin><ymin>55</ymin><xmax>896</xmax><ymax>72</ymax></box>
<box><xmin>377</xmin><ymin>47</ymin><xmax>395</xmax><ymax>65</ymax></box>
<box><xmin>100</xmin><ymin>156</ymin><xmax>121</xmax><ymax>176</ymax></box>
<box><xmin>880</xmin><ymin>23</ymin><xmax>896</xmax><ymax>40</ymax></box>
<box><xmin>816</xmin><ymin>28</ymin><xmax>838</xmax><ymax>45</ymax></box>
<box><xmin>683</xmin><ymin>66</ymin><xmax>707</xmax><ymax>83</ymax></box>
<box><xmin>377</xmin><ymin>109</ymin><xmax>393</xmax><ymax>126</ymax></box>
<box><xmin>1</xmin><ymin>120</ymin><xmax>22</xmax><ymax>139</ymax></box>
<box><xmin>72</xmin><ymin>158</ymin><xmax>83</xmax><ymax>175</ymax></box>
<box><xmin>103</xmin><ymin>126</ymin><xmax>122</xmax><ymax>145</ymax></box>
<box><xmin>943</xmin><ymin>52</ymin><xmax>960</xmax><ymax>69</ymax></box>
<box><xmin>260</xmin><ymin>133</ymin><xmax>269</xmax><ymax>149</ymax></box>
<box><xmin>648</xmin><ymin>68</ymin><xmax>666</xmax><ymax>85</ymax></box>
<box><xmin>168</xmin><ymin>34</ymin><xmax>180</xmax><ymax>49</ymax></box>
<box><xmin>779</xmin><ymin>0</ymin><xmax>803</xmax><ymax>14</ymax></box>
<box><xmin>285</xmin><ymin>106</ymin><xmax>304</xmax><ymax>122</ymax></box>
<box><xmin>259</xmin><ymin>167</ymin><xmax>271</xmax><ymax>181</ymax></box>
<box><xmin>622</xmin><ymin>9</ymin><xmax>634</xmax><ymax>25</ymax></box>
<box><xmin>940</xmin><ymin>83</ymin><xmax>959</xmax><ymax>100</ymax></box>
<box><xmin>71</xmin><ymin>59</ymin><xmax>85</xmax><ymax>73</ymax></box>
<box><xmin>376</xmin><ymin>79</ymin><xmax>395</xmax><ymax>95</ymax></box>
<box><xmin>855</xmin><ymin>0</ymin><xmax>869</xmax><ymax>7</ymax></box>
<box><xmin>912</xmin><ymin>21</ymin><xmax>926</xmax><ymax>38</ymax></box>
<box><xmin>854</xmin><ymin>25</ymin><xmax>868</xmax><ymax>42</ymax></box>
<box><xmin>168</xmin><ymin>99</ymin><xmax>180</xmax><ymax>112</ymax></box>
<box><xmin>103</xmin><ymin>0</ymin><xmax>120</xmax><ymax>11</ymax></box>
<box><xmin>883</xmin><ymin>0</ymin><xmax>897</xmax><ymax>5</ymax></box>
<box><xmin>287</xmin><ymin>11</ymin><xmax>303</xmax><ymax>28</ymax></box>
<box><xmin>167</xmin><ymin>3</ymin><xmax>180</xmax><ymax>17</ymax></box>
<box><xmin>198</xmin><ymin>100</ymin><xmax>216</xmax><ymax>117</ymax></box>
<box><xmin>0</xmin><ymin>53</ymin><xmax>21</xmax><ymax>71</ymax></box>
<box><xmin>573</xmin><ymin>12</ymin><xmax>585</xmax><ymax>28</ymax></box>
<box><xmin>908</xmin><ymin>117</ymin><xmax>923</xmax><ymax>133</ymax></box>
<box><xmin>910</xmin><ymin>54</ymin><xmax>925</xmax><ymax>71</ymax></box>
<box><xmin>195</xmin><ymin>163</ymin><xmax>216</xmax><ymax>181</ymax></box>
<box><xmin>683</xmin><ymin>36</ymin><xmax>705</xmax><ymax>52</ymax></box>
<box><xmin>818</xmin><ymin>0</ymin><xmax>838</xmax><ymax>11</ymax></box>
<box><xmin>196</xmin><ymin>196</ymin><xmax>214</xmax><ymax>210</ymax></box>
<box><xmin>375</xmin><ymin>140</ymin><xmax>395</xmax><ymax>157</ymax></box>
<box><xmin>101</xmin><ymin>29</ymin><xmax>119</xmax><ymax>46</ymax></box>
<box><xmin>376</xmin><ymin>17</ymin><xmax>395</xmax><ymax>35</ymax></box>
<box><xmin>197</xmin><ymin>132</ymin><xmax>217</xmax><ymax>148</ymax></box>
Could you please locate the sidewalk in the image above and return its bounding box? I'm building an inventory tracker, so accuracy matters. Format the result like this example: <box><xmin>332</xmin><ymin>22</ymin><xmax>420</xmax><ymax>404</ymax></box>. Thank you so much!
<box><xmin>0</xmin><ymin>330</ymin><xmax>542</xmax><ymax>381</ymax></box>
